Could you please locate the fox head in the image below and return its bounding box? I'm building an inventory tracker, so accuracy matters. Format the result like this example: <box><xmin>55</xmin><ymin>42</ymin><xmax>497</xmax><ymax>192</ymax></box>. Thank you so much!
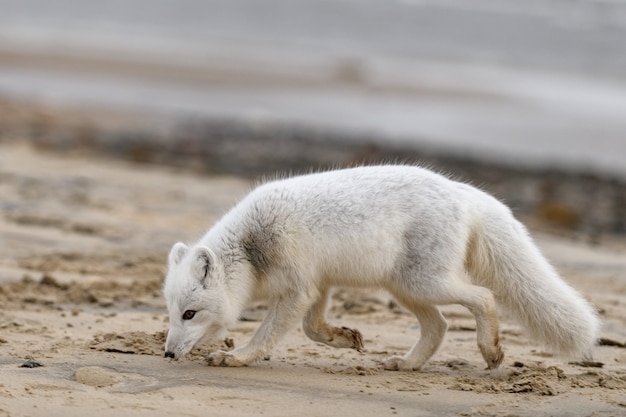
<box><xmin>163</xmin><ymin>242</ymin><xmax>235</xmax><ymax>359</ymax></box>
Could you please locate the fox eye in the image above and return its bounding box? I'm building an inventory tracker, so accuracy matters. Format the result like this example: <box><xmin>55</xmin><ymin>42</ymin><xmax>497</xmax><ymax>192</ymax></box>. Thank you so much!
<box><xmin>182</xmin><ymin>310</ymin><xmax>196</xmax><ymax>320</ymax></box>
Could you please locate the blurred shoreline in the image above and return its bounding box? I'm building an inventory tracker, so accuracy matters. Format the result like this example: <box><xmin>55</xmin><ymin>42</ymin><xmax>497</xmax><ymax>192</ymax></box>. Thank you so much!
<box><xmin>1</xmin><ymin>97</ymin><xmax>625</xmax><ymax>239</ymax></box>
<box><xmin>2</xmin><ymin>43</ymin><xmax>625</xmax><ymax>178</ymax></box>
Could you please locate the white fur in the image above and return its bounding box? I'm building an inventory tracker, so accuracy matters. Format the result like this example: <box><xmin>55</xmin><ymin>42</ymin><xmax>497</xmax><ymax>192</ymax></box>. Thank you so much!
<box><xmin>163</xmin><ymin>165</ymin><xmax>600</xmax><ymax>370</ymax></box>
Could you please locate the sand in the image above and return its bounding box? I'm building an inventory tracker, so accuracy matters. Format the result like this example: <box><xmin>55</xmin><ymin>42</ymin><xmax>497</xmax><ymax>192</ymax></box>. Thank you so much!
<box><xmin>1</xmin><ymin>143</ymin><xmax>625</xmax><ymax>417</ymax></box>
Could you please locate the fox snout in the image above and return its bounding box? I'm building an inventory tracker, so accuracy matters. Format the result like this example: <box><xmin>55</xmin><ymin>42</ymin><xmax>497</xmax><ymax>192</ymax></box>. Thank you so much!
<box><xmin>164</xmin><ymin>330</ymin><xmax>185</xmax><ymax>360</ymax></box>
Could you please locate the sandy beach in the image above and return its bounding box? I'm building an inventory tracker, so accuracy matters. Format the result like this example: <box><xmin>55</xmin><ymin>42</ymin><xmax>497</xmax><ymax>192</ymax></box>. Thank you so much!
<box><xmin>1</xmin><ymin>142</ymin><xmax>625</xmax><ymax>417</ymax></box>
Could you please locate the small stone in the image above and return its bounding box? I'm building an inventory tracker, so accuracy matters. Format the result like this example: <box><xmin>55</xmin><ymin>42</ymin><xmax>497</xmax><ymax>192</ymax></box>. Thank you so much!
<box><xmin>20</xmin><ymin>359</ymin><xmax>43</xmax><ymax>368</ymax></box>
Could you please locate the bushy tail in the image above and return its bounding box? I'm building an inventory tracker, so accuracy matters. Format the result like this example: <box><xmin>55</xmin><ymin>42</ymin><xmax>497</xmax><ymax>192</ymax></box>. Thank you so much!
<box><xmin>466</xmin><ymin>211</ymin><xmax>600</xmax><ymax>360</ymax></box>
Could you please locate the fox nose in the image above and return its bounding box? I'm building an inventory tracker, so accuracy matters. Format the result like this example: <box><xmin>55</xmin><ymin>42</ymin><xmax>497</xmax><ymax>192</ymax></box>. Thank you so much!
<box><xmin>164</xmin><ymin>351</ymin><xmax>175</xmax><ymax>359</ymax></box>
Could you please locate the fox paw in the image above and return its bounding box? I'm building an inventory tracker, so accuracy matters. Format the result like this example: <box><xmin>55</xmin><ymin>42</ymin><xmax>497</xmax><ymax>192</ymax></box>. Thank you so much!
<box><xmin>207</xmin><ymin>350</ymin><xmax>247</xmax><ymax>367</ymax></box>
<box><xmin>383</xmin><ymin>356</ymin><xmax>420</xmax><ymax>371</ymax></box>
<box><xmin>330</xmin><ymin>326</ymin><xmax>364</xmax><ymax>352</ymax></box>
<box><xmin>480</xmin><ymin>343</ymin><xmax>504</xmax><ymax>370</ymax></box>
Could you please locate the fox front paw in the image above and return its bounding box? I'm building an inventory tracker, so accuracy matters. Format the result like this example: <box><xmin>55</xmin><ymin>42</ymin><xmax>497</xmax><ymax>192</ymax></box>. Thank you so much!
<box><xmin>479</xmin><ymin>343</ymin><xmax>504</xmax><ymax>370</ymax></box>
<box><xmin>207</xmin><ymin>350</ymin><xmax>247</xmax><ymax>367</ymax></box>
<box><xmin>383</xmin><ymin>356</ymin><xmax>421</xmax><ymax>371</ymax></box>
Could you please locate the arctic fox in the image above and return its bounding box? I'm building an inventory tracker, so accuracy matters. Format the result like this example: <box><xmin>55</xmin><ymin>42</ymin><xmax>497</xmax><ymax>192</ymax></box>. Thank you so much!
<box><xmin>163</xmin><ymin>165</ymin><xmax>599</xmax><ymax>370</ymax></box>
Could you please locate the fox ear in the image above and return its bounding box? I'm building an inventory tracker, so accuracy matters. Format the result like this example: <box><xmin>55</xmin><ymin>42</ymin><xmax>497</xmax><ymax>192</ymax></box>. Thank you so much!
<box><xmin>168</xmin><ymin>242</ymin><xmax>189</xmax><ymax>267</ymax></box>
<box><xmin>193</xmin><ymin>246</ymin><xmax>218</xmax><ymax>286</ymax></box>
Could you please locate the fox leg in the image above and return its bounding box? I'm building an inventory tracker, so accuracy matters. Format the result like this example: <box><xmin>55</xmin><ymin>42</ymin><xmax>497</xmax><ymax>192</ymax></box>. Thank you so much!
<box><xmin>452</xmin><ymin>283</ymin><xmax>504</xmax><ymax>369</ymax></box>
<box><xmin>383</xmin><ymin>301</ymin><xmax>447</xmax><ymax>371</ymax></box>
<box><xmin>302</xmin><ymin>287</ymin><xmax>363</xmax><ymax>351</ymax></box>
<box><xmin>208</xmin><ymin>288</ymin><xmax>313</xmax><ymax>367</ymax></box>
<box><xmin>385</xmin><ymin>279</ymin><xmax>503</xmax><ymax>371</ymax></box>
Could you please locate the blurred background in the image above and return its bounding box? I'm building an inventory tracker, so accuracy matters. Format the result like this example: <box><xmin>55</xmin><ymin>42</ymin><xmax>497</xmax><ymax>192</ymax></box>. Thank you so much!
<box><xmin>0</xmin><ymin>0</ymin><xmax>625</xmax><ymax>235</ymax></box>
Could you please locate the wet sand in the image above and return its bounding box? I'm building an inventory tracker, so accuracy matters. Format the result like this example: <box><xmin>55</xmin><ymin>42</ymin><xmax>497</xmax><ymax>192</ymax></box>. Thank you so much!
<box><xmin>1</xmin><ymin>143</ymin><xmax>625</xmax><ymax>416</ymax></box>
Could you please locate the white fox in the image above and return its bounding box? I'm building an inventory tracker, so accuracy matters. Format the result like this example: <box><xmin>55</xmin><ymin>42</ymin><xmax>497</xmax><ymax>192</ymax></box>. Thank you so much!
<box><xmin>163</xmin><ymin>165</ymin><xmax>599</xmax><ymax>370</ymax></box>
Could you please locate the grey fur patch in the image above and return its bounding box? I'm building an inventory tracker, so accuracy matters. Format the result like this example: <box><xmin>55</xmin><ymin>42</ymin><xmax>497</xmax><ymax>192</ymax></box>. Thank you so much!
<box><xmin>394</xmin><ymin>222</ymin><xmax>428</xmax><ymax>279</ymax></box>
<box><xmin>393</xmin><ymin>216</ymin><xmax>456</xmax><ymax>283</ymax></box>
<box><xmin>240</xmin><ymin>222</ymin><xmax>282</xmax><ymax>279</ymax></box>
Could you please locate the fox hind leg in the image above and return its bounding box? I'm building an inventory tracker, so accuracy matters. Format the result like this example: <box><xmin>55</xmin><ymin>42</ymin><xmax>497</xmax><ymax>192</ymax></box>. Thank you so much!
<box><xmin>385</xmin><ymin>277</ymin><xmax>503</xmax><ymax>371</ymax></box>
<box><xmin>454</xmin><ymin>283</ymin><xmax>504</xmax><ymax>369</ymax></box>
<box><xmin>383</xmin><ymin>301</ymin><xmax>447</xmax><ymax>371</ymax></box>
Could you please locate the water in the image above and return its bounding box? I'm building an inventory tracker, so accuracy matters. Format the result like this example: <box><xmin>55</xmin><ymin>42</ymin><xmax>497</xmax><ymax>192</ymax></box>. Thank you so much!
<box><xmin>0</xmin><ymin>0</ymin><xmax>625</xmax><ymax>175</ymax></box>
